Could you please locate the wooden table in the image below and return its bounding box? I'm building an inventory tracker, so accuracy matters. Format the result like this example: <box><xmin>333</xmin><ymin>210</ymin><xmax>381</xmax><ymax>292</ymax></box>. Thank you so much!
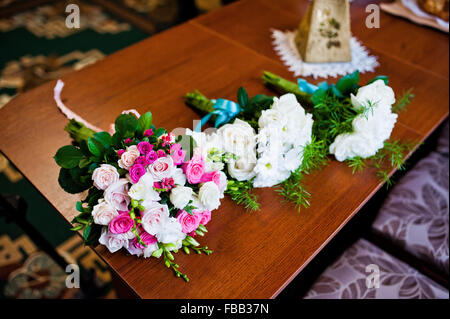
<box><xmin>0</xmin><ymin>0</ymin><xmax>448</xmax><ymax>298</ymax></box>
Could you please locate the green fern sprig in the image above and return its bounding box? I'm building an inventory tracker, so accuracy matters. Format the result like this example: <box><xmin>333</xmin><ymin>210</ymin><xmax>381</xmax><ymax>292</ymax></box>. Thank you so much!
<box><xmin>225</xmin><ymin>179</ymin><xmax>260</xmax><ymax>212</ymax></box>
<box><xmin>278</xmin><ymin>170</ymin><xmax>311</xmax><ymax>212</ymax></box>
<box><xmin>392</xmin><ymin>88</ymin><xmax>414</xmax><ymax>113</ymax></box>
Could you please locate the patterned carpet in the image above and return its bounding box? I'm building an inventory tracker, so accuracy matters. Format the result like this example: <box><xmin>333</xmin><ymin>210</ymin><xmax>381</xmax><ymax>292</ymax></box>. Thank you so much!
<box><xmin>0</xmin><ymin>0</ymin><xmax>235</xmax><ymax>299</ymax></box>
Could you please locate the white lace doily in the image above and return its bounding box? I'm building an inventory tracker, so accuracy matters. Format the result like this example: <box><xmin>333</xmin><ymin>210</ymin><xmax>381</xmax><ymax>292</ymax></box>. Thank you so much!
<box><xmin>271</xmin><ymin>29</ymin><xmax>379</xmax><ymax>79</ymax></box>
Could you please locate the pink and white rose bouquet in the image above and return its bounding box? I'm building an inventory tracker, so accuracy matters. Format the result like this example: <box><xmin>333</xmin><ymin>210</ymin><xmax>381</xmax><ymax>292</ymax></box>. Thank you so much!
<box><xmin>54</xmin><ymin>110</ymin><xmax>227</xmax><ymax>281</ymax></box>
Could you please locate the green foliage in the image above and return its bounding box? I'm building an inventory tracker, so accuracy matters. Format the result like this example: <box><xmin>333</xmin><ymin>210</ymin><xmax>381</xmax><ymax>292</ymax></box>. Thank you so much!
<box><xmin>137</xmin><ymin>112</ymin><xmax>153</xmax><ymax>135</ymax></box>
<box><xmin>392</xmin><ymin>88</ymin><xmax>414</xmax><ymax>113</ymax></box>
<box><xmin>225</xmin><ymin>179</ymin><xmax>260</xmax><ymax>212</ymax></box>
<box><xmin>346</xmin><ymin>140</ymin><xmax>418</xmax><ymax>186</ymax></box>
<box><xmin>54</xmin><ymin>145</ymin><xmax>84</xmax><ymax>169</ymax></box>
<box><xmin>278</xmin><ymin>170</ymin><xmax>310</xmax><ymax>212</ymax></box>
<box><xmin>115</xmin><ymin>113</ymin><xmax>138</xmax><ymax>139</ymax></box>
<box><xmin>58</xmin><ymin>167</ymin><xmax>91</xmax><ymax>194</ymax></box>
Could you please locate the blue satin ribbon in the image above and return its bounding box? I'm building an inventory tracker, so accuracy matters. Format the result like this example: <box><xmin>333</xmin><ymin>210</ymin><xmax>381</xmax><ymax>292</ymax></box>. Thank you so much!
<box><xmin>194</xmin><ymin>98</ymin><xmax>241</xmax><ymax>132</ymax></box>
<box><xmin>297</xmin><ymin>78</ymin><xmax>329</xmax><ymax>94</ymax></box>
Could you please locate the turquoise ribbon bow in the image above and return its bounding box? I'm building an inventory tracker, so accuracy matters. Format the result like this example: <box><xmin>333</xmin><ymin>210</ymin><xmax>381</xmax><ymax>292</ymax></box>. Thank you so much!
<box><xmin>194</xmin><ymin>98</ymin><xmax>241</xmax><ymax>132</ymax></box>
<box><xmin>298</xmin><ymin>78</ymin><xmax>329</xmax><ymax>94</ymax></box>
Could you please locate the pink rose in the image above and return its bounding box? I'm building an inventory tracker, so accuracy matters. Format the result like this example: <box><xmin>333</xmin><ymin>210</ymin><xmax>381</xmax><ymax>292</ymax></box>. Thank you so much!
<box><xmin>182</xmin><ymin>154</ymin><xmax>205</xmax><ymax>184</ymax></box>
<box><xmin>145</xmin><ymin>150</ymin><xmax>158</xmax><ymax>164</ymax></box>
<box><xmin>148</xmin><ymin>156</ymin><xmax>174</xmax><ymax>181</ymax></box>
<box><xmin>109</xmin><ymin>212</ymin><xmax>133</xmax><ymax>234</ymax></box>
<box><xmin>104</xmin><ymin>179</ymin><xmax>130</xmax><ymax>211</ymax></box>
<box><xmin>133</xmin><ymin>231</ymin><xmax>157</xmax><ymax>249</ymax></box>
<box><xmin>141</xmin><ymin>202</ymin><xmax>170</xmax><ymax>235</ymax></box>
<box><xmin>117</xmin><ymin>149</ymin><xmax>125</xmax><ymax>157</ymax></box>
<box><xmin>92</xmin><ymin>164</ymin><xmax>120</xmax><ymax>190</ymax></box>
<box><xmin>157</xmin><ymin>150</ymin><xmax>166</xmax><ymax>158</ymax></box>
<box><xmin>118</xmin><ymin>145</ymin><xmax>140</xmax><ymax>170</ymax></box>
<box><xmin>176</xmin><ymin>210</ymin><xmax>201</xmax><ymax>234</ymax></box>
<box><xmin>134</xmin><ymin>156</ymin><xmax>148</xmax><ymax>166</ymax></box>
<box><xmin>144</xmin><ymin>129</ymin><xmax>153</xmax><ymax>137</ymax></box>
<box><xmin>199</xmin><ymin>210</ymin><xmax>211</xmax><ymax>226</ymax></box>
<box><xmin>129</xmin><ymin>163</ymin><xmax>146</xmax><ymax>184</ymax></box>
<box><xmin>170</xmin><ymin>143</ymin><xmax>186</xmax><ymax>165</ymax></box>
<box><xmin>137</xmin><ymin>141</ymin><xmax>153</xmax><ymax>155</ymax></box>
<box><xmin>200</xmin><ymin>170</ymin><xmax>221</xmax><ymax>188</ymax></box>
<box><xmin>124</xmin><ymin>138</ymin><xmax>133</xmax><ymax>144</ymax></box>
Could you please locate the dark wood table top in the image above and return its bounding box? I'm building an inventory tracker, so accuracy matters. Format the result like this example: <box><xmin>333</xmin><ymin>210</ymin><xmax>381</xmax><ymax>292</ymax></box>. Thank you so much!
<box><xmin>0</xmin><ymin>0</ymin><xmax>448</xmax><ymax>298</ymax></box>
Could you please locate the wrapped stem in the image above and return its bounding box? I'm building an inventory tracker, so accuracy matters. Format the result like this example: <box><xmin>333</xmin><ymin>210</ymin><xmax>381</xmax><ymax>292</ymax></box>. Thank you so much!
<box><xmin>262</xmin><ymin>71</ymin><xmax>312</xmax><ymax>107</ymax></box>
<box><xmin>64</xmin><ymin>119</ymin><xmax>96</xmax><ymax>144</ymax></box>
<box><xmin>184</xmin><ymin>90</ymin><xmax>215</xmax><ymax>114</ymax></box>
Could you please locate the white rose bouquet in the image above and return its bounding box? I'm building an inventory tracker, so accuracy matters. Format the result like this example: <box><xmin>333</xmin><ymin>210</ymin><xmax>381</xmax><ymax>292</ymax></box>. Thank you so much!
<box><xmin>54</xmin><ymin>88</ymin><xmax>228</xmax><ymax>281</ymax></box>
<box><xmin>184</xmin><ymin>87</ymin><xmax>315</xmax><ymax>211</ymax></box>
<box><xmin>262</xmin><ymin>71</ymin><xmax>416</xmax><ymax>185</ymax></box>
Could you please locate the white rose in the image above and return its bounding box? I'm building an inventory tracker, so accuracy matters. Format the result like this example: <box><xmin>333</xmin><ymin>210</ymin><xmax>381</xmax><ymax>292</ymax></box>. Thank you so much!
<box><xmin>172</xmin><ymin>168</ymin><xmax>186</xmax><ymax>186</ymax></box>
<box><xmin>330</xmin><ymin>106</ymin><xmax>398</xmax><ymax>161</ymax></box>
<box><xmin>217</xmin><ymin>118</ymin><xmax>256</xmax><ymax>157</ymax></box>
<box><xmin>198</xmin><ymin>181</ymin><xmax>221</xmax><ymax>211</ymax></box>
<box><xmin>253</xmin><ymin>154</ymin><xmax>290</xmax><ymax>188</ymax></box>
<box><xmin>329</xmin><ymin>132</ymin><xmax>376</xmax><ymax>161</ymax></box>
<box><xmin>283</xmin><ymin>146</ymin><xmax>304</xmax><ymax>172</ymax></box>
<box><xmin>271</xmin><ymin>93</ymin><xmax>302</xmax><ymax>114</ymax></box>
<box><xmin>228</xmin><ymin>158</ymin><xmax>256</xmax><ymax>181</ymax></box>
<box><xmin>148</xmin><ymin>156</ymin><xmax>174</xmax><ymax>181</ymax></box>
<box><xmin>118</xmin><ymin>145</ymin><xmax>140</xmax><ymax>170</ymax></box>
<box><xmin>156</xmin><ymin>217</ymin><xmax>186</xmax><ymax>244</ymax></box>
<box><xmin>258</xmin><ymin>108</ymin><xmax>287</xmax><ymax>130</ymax></box>
<box><xmin>218</xmin><ymin>171</ymin><xmax>228</xmax><ymax>197</ymax></box>
<box><xmin>350</xmin><ymin>79</ymin><xmax>395</xmax><ymax>111</ymax></box>
<box><xmin>98</xmin><ymin>227</ymin><xmax>129</xmax><ymax>253</ymax></box>
<box><xmin>169</xmin><ymin>185</ymin><xmax>193</xmax><ymax>209</ymax></box>
<box><xmin>128</xmin><ymin>172</ymin><xmax>160</xmax><ymax>206</ymax></box>
<box><xmin>91</xmin><ymin>199</ymin><xmax>118</xmax><ymax>225</ymax></box>
<box><xmin>141</xmin><ymin>202</ymin><xmax>170</xmax><ymax>235</ymax></box>
<box><xmin>92</xmin><ymin>164</ymin><xmax>119</xmax><ymax>190</ymax></box>
<box><xmin>206</xmin><ymin>160</ymin><xmax>225</xmax><ymax>173</ymax></box>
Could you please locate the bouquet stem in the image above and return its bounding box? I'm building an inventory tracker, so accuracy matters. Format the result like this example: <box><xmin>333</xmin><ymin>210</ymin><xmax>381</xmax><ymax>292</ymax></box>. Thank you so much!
<box><xmin>64</xmin><ymin>119</ymin><xmax>96</xmax><ymax>144</ymax></box>
<box><xmin>184</xmin><ymin>90</ymin><xmax>215</xmax><ymax>114</ymax></box>
<box><xmin>261</xmin><ymin>71</ymin><xmax>312</xmax><ymax>107</ymax></box>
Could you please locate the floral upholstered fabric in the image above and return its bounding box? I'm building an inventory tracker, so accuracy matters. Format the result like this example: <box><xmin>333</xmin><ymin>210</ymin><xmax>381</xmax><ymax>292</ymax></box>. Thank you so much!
<box><xmin>304</xmin><ymin>239</ymin><xmax>448</xmax><ymax>299</ymax></box>
<box><xmin>372</xmin><ymin>151</ymin><xmax>449</xmax><ymax>275</ymax></box>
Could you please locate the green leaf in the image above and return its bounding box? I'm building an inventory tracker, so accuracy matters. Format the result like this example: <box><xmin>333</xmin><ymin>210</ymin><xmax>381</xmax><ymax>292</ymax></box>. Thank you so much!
<box><xmin>115</xmin><ymin>113</ymin><xmax>139</xmax><ymax>138</ymax></box>
<box><xmin>237</xmin><ymin>87</ymin><xmax>249</xmax><ymax>109</ymax></box>
<box><xmin>58</xmin><ymin>168</ymin><xmax>91</xmax><ymax>194</ymax></box>
<box><xmin>367</xmin><ymin>75</ymin><xmax>389</xmax><ymax>85</ymax></box>
<box><xmin>78</xmin><ymin>158</ymin><xmax>91</xmax><ymax>168</ymax></box>
<box><xmin>83</xmin><ymin>223</ymin><xmax>101</xmax><ymax>246</ymax></box>
<box><xmin>335</xmin><ymin>71</ymin><xmax>360</xmax><ymax>96</ymax></box>
<box><xmin>94</xmin><ymin>132</ymin><xmax>112</xmax><ymax>149</ymax></box>
<box><xmin>87</xmin><ymin>137</ymin><xmax>104</xmax><ymax>157</ymax></box>
<box><xmin>54</xmin><ymin>145</ymin><xmax>84</xmax><ymax>169</ymax></box>
<box><xmin>137</xmin><ymin>112</ymin><xmax>152</xmax><ymax>134</ymax></box>
<box><xmin>154</xmin><ymin>127</ymin><xmax>166</xmax><ymax>137</ymax></box>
